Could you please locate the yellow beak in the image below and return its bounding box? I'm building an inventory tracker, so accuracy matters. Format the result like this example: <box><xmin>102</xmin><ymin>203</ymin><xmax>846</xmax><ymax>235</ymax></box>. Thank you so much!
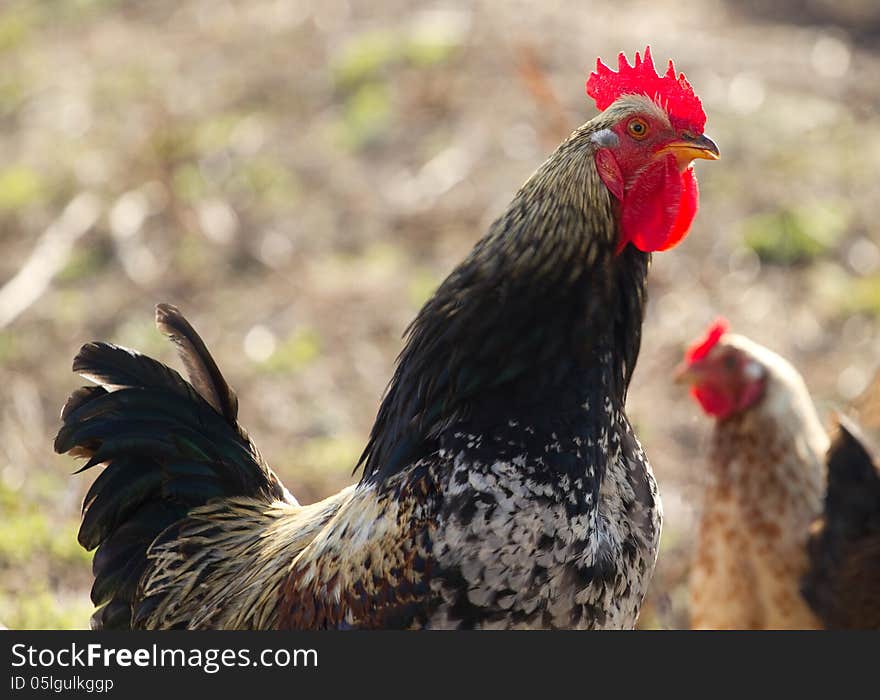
<box><xmin>658</xmin><ymin>133</ymin><xmax>720</xmax><ymax>169</ymax></box>
<box><xmin>673</xmin><ymin>359</ymin><xmax>705</xmax><ymax>385</ymax></box>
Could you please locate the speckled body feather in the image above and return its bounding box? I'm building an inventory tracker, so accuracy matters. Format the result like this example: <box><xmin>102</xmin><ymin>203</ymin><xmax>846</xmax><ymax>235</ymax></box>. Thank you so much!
<box><xmin>58</xmin><ymin>100</ymin><xmax>665</xmax><ymax>630</ymax></box>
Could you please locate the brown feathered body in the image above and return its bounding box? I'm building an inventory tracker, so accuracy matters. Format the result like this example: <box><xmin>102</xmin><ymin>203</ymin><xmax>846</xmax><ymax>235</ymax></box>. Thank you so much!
<box><xmin>56</xmin><ymin>98</ymin><xmax>667</xmax><ymax>629</ymax></box>
<box><xmin>688</xmin><ymin>335</ymin><xmax>826</xmax><ymax>629</ymax></box>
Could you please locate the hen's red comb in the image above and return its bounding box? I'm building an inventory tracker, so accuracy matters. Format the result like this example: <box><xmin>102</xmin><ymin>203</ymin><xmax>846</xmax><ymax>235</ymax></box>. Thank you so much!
<box><xmin>685</xmin><ymin>317</ymin><xmax>729</xmax><ymax>364</ymax></box>
<box><xmin>586</xmin><ymin>46</ymin><xmax>706</xmax><ymax>131</ymax></box>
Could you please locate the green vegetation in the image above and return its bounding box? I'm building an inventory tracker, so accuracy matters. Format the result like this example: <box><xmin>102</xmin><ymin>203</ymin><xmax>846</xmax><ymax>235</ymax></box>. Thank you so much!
<box><xmin>261</xmin><ymin>328</ymin><xmax>322</xmax><ymax>373</ymax></box>
<box><xmin>232</xmin><ymin>157</ymin><xmax>300</xmax><ymax>209</ymax></box>
<box><xmin>0</xmin><ymin>512</ymin><xmax>87</xmax><ymax>567</ymax></box>
<box><xmin>743</xmin><ymin>202</ymin><xmax>850</xmax><ymax>265</ymax></box>
<box><xmin>332</xmin><ymin>27</ymin><xmax>462</xmax><ymax>90</ymax></box>
<box><xmin>329</xmin><ymin>25</ymin><xmax>463</xmax><ymax>149</ymax></box>
<box><xmin>333</xmin><ymin>31</ymin><xmax>400</xmax><ymax>89</ymax></box>
<box><xmin>0</xmin><ymin>331</ymin><xmax>19</xmax><ymax>364</ymax></box>
<box><xmin>0</xmin><ymin>476</ymin><xmax>91</xmax><ymax>629</ymax></box>
<box><xmin>0</xmin><ymin>166</ymin><xmax>44</xmax><ymax>212</ymax></box>
<box><xmin>332</xmin><ymin>83</ymin><xmax>393</xmax><ymax>150</ymax></box>
<box><xmin>0</xmin><ymin>586</ymin><xmax>93</xmax><ymax>630</ymax></box>
<box><xmin>0</xmin><ymin>9</ymin><xmax>32</xmax><ymax>53</ymax></box>
<box><xmin>57</xmin><ymin>244</ymin><xmax>111</xmax><ymax>284</ymax></box>
<box><xmin>172</xmin><ymin>163</ymin><xmax>207</xmax><ymax>202</ymax></box>
<box><xmin>299</xmin><ymin>434</ymin><xmax>364</xmax><ymax>476</ymax></box>
<box><xmin>407</xmin><ymin>268</ymin><xmax>440</xmax><ymax>308</ymax></box>
<box><xmin>839</xmin><ymin>275</ymin><xmax>880</xmax><ymax>317</ymax></box>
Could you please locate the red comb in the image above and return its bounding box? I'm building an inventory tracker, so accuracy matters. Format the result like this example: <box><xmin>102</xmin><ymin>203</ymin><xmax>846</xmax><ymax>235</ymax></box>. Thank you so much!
<box><xmin>586</xmin><ymin>46</ymin><xmax>706</xmax><ymax>131</ymax></box>
<box><xmin>685</xmin><ymin>317</ymin><xmax>729</xmax><ymax>364</ymax></box>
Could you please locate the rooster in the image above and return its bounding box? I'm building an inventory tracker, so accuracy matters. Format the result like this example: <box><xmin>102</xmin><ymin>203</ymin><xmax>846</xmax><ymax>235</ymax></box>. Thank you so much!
<box><xmin>56</xmin><ymin>48</ymin><xmax>718</xmax><ymax>629</ymax></box>
<box><xmin>802</xmin><ymin>417</ymin><xmax>880</xmax><ymax>629</ymax></box>
<box><xmin>676</xmin><ymin>319</ymin><xmax>826</xmax><ymax>629</ymax></box>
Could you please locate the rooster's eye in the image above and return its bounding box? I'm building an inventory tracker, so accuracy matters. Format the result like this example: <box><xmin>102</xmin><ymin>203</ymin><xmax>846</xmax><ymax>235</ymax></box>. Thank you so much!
<box><xmin>627</xmin><ymin>118</ymin><xmax>649</xmax><ymax>140</ymax></box>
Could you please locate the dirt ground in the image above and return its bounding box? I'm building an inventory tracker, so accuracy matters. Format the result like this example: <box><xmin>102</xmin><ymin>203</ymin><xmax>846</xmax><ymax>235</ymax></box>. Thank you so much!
<box><xmin>1</xmin><ymin>0</ymin><xmax>879</xmax><ymax>629</ymax></box>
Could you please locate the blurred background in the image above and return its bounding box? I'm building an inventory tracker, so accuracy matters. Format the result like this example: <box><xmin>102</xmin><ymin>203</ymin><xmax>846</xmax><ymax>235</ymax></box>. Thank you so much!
<box><xmin>0</xmin><ymin>0</ymin><xmax>879</xmax><ymax>629</ymax></box>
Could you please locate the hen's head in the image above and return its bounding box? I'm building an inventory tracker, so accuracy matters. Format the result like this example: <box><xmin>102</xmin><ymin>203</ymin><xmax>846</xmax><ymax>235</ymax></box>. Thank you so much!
<box><xmin>586</xmin><ymin>47</ymin><xmax>719</xmax><ymax>253</ymax></box>
<box><xmin>675</xmin><ymin>318</ymin><xmax>769</xmax><ymax>420</ymax></box>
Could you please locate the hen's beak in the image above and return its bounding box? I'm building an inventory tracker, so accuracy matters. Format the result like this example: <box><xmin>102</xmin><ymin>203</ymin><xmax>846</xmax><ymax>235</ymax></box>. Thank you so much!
<box><xmin>673</xmin><ymin>359</ymin><xmax>703</xmax><ymax>385</ymax></box>
<box><xmin>659</xmin><ymin>133</ymin><xmax>720</xmax><ymax>169</ymax></box>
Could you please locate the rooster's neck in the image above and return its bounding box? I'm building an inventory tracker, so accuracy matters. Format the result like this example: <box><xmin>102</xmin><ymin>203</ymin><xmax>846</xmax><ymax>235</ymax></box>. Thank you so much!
<box><xmin>359</xmin><ymin>130</ymin><xmax>649</xmax><ymax>484</ymax></box>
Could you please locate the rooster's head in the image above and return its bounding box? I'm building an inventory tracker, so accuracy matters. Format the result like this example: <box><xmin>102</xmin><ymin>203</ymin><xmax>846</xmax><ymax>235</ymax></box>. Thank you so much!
<box><xmin>586</xmin><ymin>46</ymin><xmax>719</xmax><ymax>253</ymax></box>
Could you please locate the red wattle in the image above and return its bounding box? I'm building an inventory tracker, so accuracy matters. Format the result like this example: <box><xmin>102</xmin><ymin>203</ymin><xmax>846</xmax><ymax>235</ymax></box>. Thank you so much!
<box><xmin>657</xmin><ymin>166</ymin><xmax>698</xmax><ymax>252</ymax></box>
<box><xmin>618</xmin><ymin>155</ymin><xmax>700</xmax><ymax>253</ymax></box>
<box><xmin>691</xmin><ymin>384</ymin><xmax>734</xmax><ymax>419</ymax></box>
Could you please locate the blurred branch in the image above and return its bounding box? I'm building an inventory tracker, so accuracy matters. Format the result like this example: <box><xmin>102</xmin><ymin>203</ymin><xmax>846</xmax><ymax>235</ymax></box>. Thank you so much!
<box><xmin>515</xmin><ymin>43</ymin><xmax>572</xmax><ymax>147</ymax></box>
<box><xmin>0</xmin><ymin>193</ymin><xmax>102</xmax><ymax>329</ymax></box>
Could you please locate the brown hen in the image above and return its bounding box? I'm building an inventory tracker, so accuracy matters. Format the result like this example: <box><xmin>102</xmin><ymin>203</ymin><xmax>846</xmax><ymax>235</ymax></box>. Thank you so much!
<box><xmin>677</xmin><ymin>320</ymin><xmax>826</xmax><ymax>629</ymax></box>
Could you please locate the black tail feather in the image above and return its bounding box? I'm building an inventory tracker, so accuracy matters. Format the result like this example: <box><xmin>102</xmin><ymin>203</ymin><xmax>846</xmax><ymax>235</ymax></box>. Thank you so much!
<box><xmin>824</xmin><ymin>418</ymin><xmax>880</xmax><ymax>536</ymax></box>
<box><xmin>802</xmin><ymin>417</ymin><xmax>880</xmax><ymax>628</ymax></box>
<box><xmin>155</xmin><ymin>303</ymin><xmax>239</xmax><ymax>424</ymax></box>
<box><xmin>56</xmin><ymin>305</ymin><xmax>289</xmax><ymax>629</ymax></box>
